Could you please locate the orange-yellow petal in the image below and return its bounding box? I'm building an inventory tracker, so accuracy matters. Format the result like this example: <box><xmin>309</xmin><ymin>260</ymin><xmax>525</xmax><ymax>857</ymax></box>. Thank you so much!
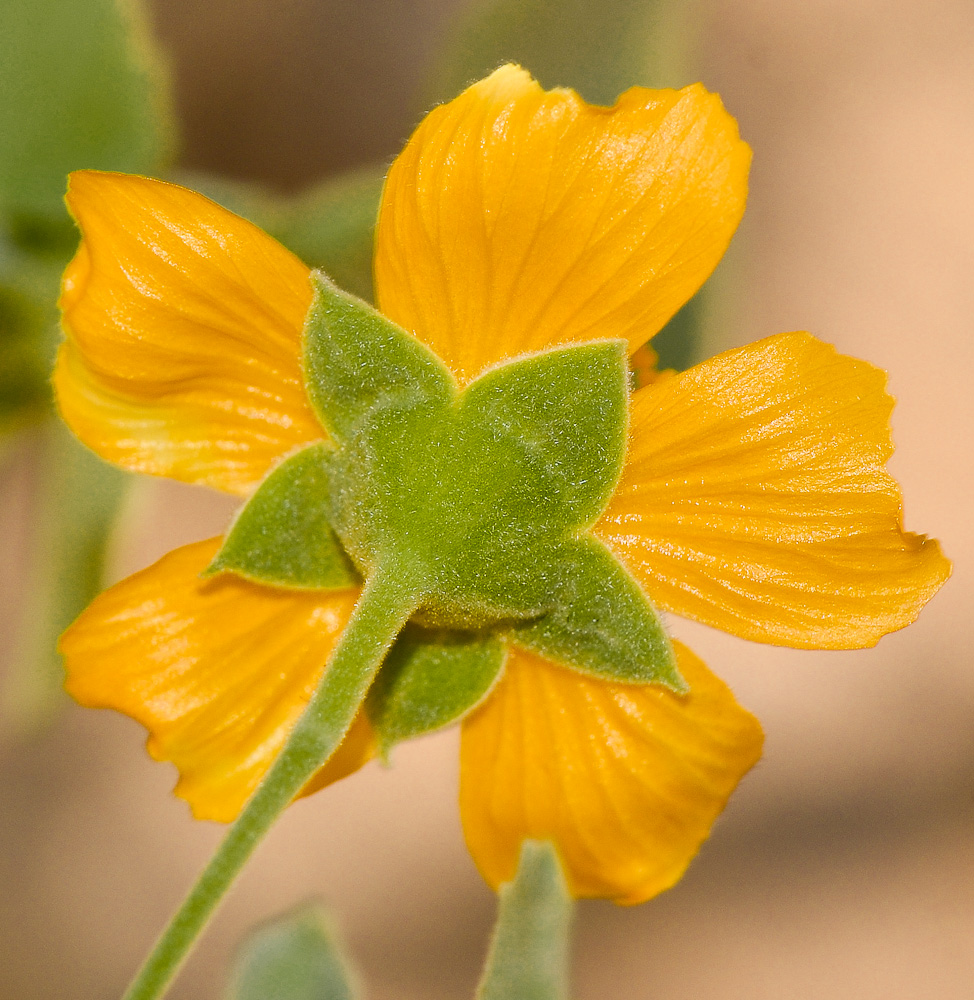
<box><xmin>55</xmin><ymin>171</ymin><xmax>324</xmax><ymax>495</ymax></box>
<box><xmin>596</xmin><ymin>332</ymin><xmax>951</xmax><ymax>648</ymax></box>
<box><xmin>459</xmin><ymin>642</ymin><xmax>763</xmax><ymax>904</ymax></box>
<box><xmin>60</xmin><ymin>538</ymin><xmax>372</xmax><ymax>822</ymax></box>
<box><xmin>375</xmin><ymin>64</ymin><xmax>750</xmax><ymax>384</ymax></box>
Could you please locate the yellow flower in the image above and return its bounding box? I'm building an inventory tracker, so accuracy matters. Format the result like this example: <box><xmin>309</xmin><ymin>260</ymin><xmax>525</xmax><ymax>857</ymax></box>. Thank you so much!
<box><xmin>55</xmin><ymin>66</ymin><xmax>949</xmax><ymax>905</ymax></box>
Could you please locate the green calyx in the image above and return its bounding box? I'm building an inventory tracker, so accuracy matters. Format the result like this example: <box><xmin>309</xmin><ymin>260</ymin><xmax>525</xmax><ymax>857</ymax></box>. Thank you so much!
<box><xmin>211</xmin><ymin>270</ymin><xmax>682</xmax><ymax>742</ymax></box>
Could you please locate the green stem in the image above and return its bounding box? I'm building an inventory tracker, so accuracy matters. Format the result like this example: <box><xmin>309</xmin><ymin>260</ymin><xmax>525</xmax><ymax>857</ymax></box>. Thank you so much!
<box><xmin>122</xmin><ymin>564</ymin><xmax>422</xmax><ymax>1000</ymax></box>
<box><xmin>476</xmin><ymin>841</ymin><xmax>574</xmax><ymax>1000</ymax></box>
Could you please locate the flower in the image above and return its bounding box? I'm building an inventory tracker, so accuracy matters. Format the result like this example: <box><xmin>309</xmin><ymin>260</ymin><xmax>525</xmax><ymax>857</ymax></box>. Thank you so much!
<box><xmin>55</xmin><ymin>66</ymin><xmax>949</xmax><ymax>905</ymax></box>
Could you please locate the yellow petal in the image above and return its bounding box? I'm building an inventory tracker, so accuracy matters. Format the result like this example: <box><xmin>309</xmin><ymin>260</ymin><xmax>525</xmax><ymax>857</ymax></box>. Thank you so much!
<box><xmin>55</xmin><ymin>171</ymin><xmax>324</xmax><ymax>495</ymax></box>
<box><xmin>60</xmin><ymin>538</ymin><xmax>372</xmax><ymax>822</ymax></box>
<box><xmin>596</xmin><ymin>332</ymin><xmax>951</xmax><ymax>648</ymax></box>
<box><xmin>375</xmin><ymin>64</ymin><xmax>750</xmax><ymax>384</ymax></box>
<box><xmin>460</xmin><ymin>642</ymin><xmax>762</xmax><ymax>904</ymax></box>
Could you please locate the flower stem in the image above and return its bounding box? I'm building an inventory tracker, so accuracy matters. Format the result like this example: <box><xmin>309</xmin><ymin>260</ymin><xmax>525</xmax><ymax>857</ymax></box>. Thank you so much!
<box><xmin>121</xmin><ymin>564</ymin><xmax>423</xmax><ymax>1000</ymax></box>
<box><xmin>476</xmin><ymin>841</ymin><xmax>574</xmax><ymax>1000</ymax></box>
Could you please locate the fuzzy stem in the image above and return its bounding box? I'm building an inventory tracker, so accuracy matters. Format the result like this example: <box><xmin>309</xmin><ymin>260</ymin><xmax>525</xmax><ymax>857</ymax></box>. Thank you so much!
<box><xmin>476</xmin><ymin>841</ymin><xmax>574</xmax><ymax>1000</ymax></box>
<box><xmin>122</xmin><ymin>564</ymin><xmax>422</xmax><ymax>1000</ymax></box>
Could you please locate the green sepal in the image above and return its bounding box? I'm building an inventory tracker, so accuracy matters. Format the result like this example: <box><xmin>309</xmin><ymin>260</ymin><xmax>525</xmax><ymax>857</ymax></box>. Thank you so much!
<box><xmin>207</xmin><ymin>442</ymin><xmax>357</xmax><ymax>591</ymax></box>
<box><xmin>476</xmin><ymin>840</ymin><xmax>572</xmax><ymax>1000</ymax></box>
<box><xmin>455</xmin><ymin>340</ymin><xmax>628</xmax><ymax>533</ymax></box>
<box><xmin>326</xmin><ymin>337</ymin><xmax>629</xmax><ymax>629</ymax></box>
<box><xmin>511</xmin><ymin>536</ymin><xmax>684</xmax><ymax>691</ymax></box>
<box><xmin>367</xmin><ymin>626</ymin><xmax>506</xmax><ymax>753</ymax></box>
<box><xmin>302</xmin><ymin>271</ymin><xmax>454</xmax><ymax>442</ymax></box>
<box><xmin>226</xmin><ymin>903</ymin><xmax>359</xmax><ymax>1000</ymax></box>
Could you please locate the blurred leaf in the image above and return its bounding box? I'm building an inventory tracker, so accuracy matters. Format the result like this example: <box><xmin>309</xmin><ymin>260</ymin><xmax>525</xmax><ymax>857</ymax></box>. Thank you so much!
<box><xmin>652</xmin><ymin>289</ymin><xmax>706</xmax><ymax>373</ymax></box>
<box><xmin>0</xmin><ymin>247</ymin><xmax>64</xmax><ymax>446</ymax></box>
<box><xmin>0</xmin><ymin>0</ymin><xmax>175</xmax><ymax>245</ymax></box>
<box><xmin>426</xmin><ymin>0</ymin><xmax>691</xmax><ymax>107</ymax></box>
<box><xmin>184</xmin><ymin>167</ymin><xmax>385</xmax><ymax>303</ymax></box>
<box><xmin>227</xmin><ymin>904</ymin><xmax>359</xmax><ymax>1000</ymax></box>
<box><xmin>270</xmin><ymin>169</ymin><xmax>384</xmax><ymax>302</ymax></box>
<box><xmin>4</xmin><ymin>419</ymin><xmax>128</xmax><ymax>734</ymax></box>
<box><xmin>0</xmin><ymin>285</ymin><xmax>52</xmax><ymax>435</ymax></box>
<box><xmin>476</xmin><ymin>841</ymin><xmax>573</xmax><ymax>1000</ymax></box>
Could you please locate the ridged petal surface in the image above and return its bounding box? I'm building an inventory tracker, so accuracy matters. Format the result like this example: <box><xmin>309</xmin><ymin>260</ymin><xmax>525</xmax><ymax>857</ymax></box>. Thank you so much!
<box><xmin>375</xmin><ymin>64</ymin><xmax>750</xmax><ymax>383</ymax></box>
<box><xmin>60</xmin><ymin>538</ymin><xmax>372</xmax><ymax>822</ymax></box>
<box><xmin>459</xmin><ymin>642</ymin><xmax>763</xmax><ymax>904</ymax></box>
<box><xmin>55</xmin><ymin>171</ymin><xmax>324</xmax><ymax>495</ymax></box>
<box><xmin>596</xmin><ymin>332</ymin><xmax>951</xmax><ymax>648</ymax></box>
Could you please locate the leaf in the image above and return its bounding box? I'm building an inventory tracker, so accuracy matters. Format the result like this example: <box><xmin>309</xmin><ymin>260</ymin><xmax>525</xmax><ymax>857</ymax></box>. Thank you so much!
<box><xmin>3</xmin><ymin>418</ymin><xmax>128</xmax><ymax>733</ymax></box>
<box><xmin>269</xmin><ymin>169</ymin><xmax>385</xmax><ymax>304</ymax></box>
<box><xmin>510</xmin><ymin>536</ymin><xmax>682</xmax><ymax>690</ymax></box>
<box><xmin>208</xmin><ymin>442</ymin><xmax>358</xmax><ymax>590</ymax></box>
<box><xmin>650</xmin><ymin>288</ymin><xmax>705</xmax><ymax>373</ymax></box>
<box><xmin>476</xmin><ymin>840</ymin><xmax>573</xmax><ymax>1000</ymax></box>
<box><xmin>0</xmin><ymin>283</ymin><xmax>53</xmax><ymax>434</ymax></box>
<box><xmin>367</xmin><ymin>626</ymin><xmax>505</xmax><ymax>752</ymax></box>
<box><xmin>227</xmin><ymin>904</ymin><xmax>359</xmax><ymax>1000</ymax></box>
<box><xmin>0</xmin><ymin>0</ymin><xmax>175</xmax><ymax>236</ymax></box>
<box><xmin>426</xmin><ymin>0</ymin><xmax>690</xmax><ymax>109</ymax></box>
<box><xmin>303</xmin><ymin>271</ymin><xmax>454</xmax><ymax>442</ymax></box>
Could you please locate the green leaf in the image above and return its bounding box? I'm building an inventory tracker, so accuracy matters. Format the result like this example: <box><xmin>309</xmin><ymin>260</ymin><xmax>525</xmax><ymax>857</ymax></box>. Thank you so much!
<box><xmin>0</xmin><ymin>284</ymin><xmax>53</xmax><ymax>433</ymax></box>
<box><xmin>227</xmin><ymin>904</ymin><xmax>359</xmax><ymax>1000</ymax></box>
<box><xmin>3</xmin><ymin>419</ymin><xmax>128</xmax><ymax>733</ymax></box>
<box><xmin>269</xmin><ymin>170</ymin><xmax>384</xmax><ymax>303</ymax></box>
<box><xmin>511</xmin><ymin>536</ymin><xmax>682</xmax><ymax>690</ymax></box>
<box><xmin>303</xmin><ymin>271</ymin><xmax>454</xmax><ymax>442</ymax></box>
<box><xmin>476</xmin><ymin>841</ymin><xmax>572</xmax><ymax>1000</ymax></box>
<box><xmin>208</xmin><ymin>443</ymin><xmax>357</xmax><ymax>590</ymax></box>
<box><xmin>649</xmin><ymin>289</ymin><xmax>705</xmax><ymax>374</ymax></box>
<box><xmin>182</xmin><ymin>166</ymin><xmax>385</xmax><ymax>303</ymax></box>
<box><xmin>426</xmin><ymin>0</ymin><xmax>690</xmax><ymax>109</ymax></box>
<box><xmin>0</xmin><ymin>0</ymin><xmax>174</xmax><ymax>236</ymax></box>
<box><xmin>367</xmin><ymin>626</ymin><xmax>505</xmax><ymax>752</ymax></box>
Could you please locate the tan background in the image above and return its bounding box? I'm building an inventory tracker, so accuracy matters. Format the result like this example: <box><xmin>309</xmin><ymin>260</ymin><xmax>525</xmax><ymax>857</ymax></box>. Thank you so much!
<box><xmin>1</xmin><ymin>0</ymin><xmax>972</xmax><ymax>997</ymax></box>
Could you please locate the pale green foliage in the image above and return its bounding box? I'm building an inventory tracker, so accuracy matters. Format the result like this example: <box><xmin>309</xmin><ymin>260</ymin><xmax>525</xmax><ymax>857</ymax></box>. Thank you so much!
<box><xmin>477</xmin><ymin>841</ymin><xmax>573</xmax><ymax>1000</ymax></box>
<box><xmin>0</xmin><ymin>0</ymin><xmax>173</xmax><ymax>232</ymax></box>
<box><xmin>227</xmin><ymin>904</ymin><xmax>359</xmax><ymax>1000</ymax></box>
<box><xmin>0</xmin><ymin>282</ymin><xmax>52</xmax><ymax>433</ymax></box>
<box><xmin>427</xmin><ymin>0</ymin><xmax>689</xmax><ymax>109</ymax></box>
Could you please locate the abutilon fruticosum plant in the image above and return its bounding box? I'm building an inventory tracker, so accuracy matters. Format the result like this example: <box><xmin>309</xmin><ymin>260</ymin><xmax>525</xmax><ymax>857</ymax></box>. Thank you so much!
<box><xmin>53</xmin><ymin>66</ymin><xmax>949</xmax><ymax>999</ymax></box>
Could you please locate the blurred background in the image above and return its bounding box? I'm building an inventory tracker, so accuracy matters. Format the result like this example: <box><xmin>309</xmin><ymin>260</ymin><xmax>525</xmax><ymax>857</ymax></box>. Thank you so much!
<box><xmin>1</xmin><ymin>0</ymin><xmax>972</xmax><ymax>997</ymax></box>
